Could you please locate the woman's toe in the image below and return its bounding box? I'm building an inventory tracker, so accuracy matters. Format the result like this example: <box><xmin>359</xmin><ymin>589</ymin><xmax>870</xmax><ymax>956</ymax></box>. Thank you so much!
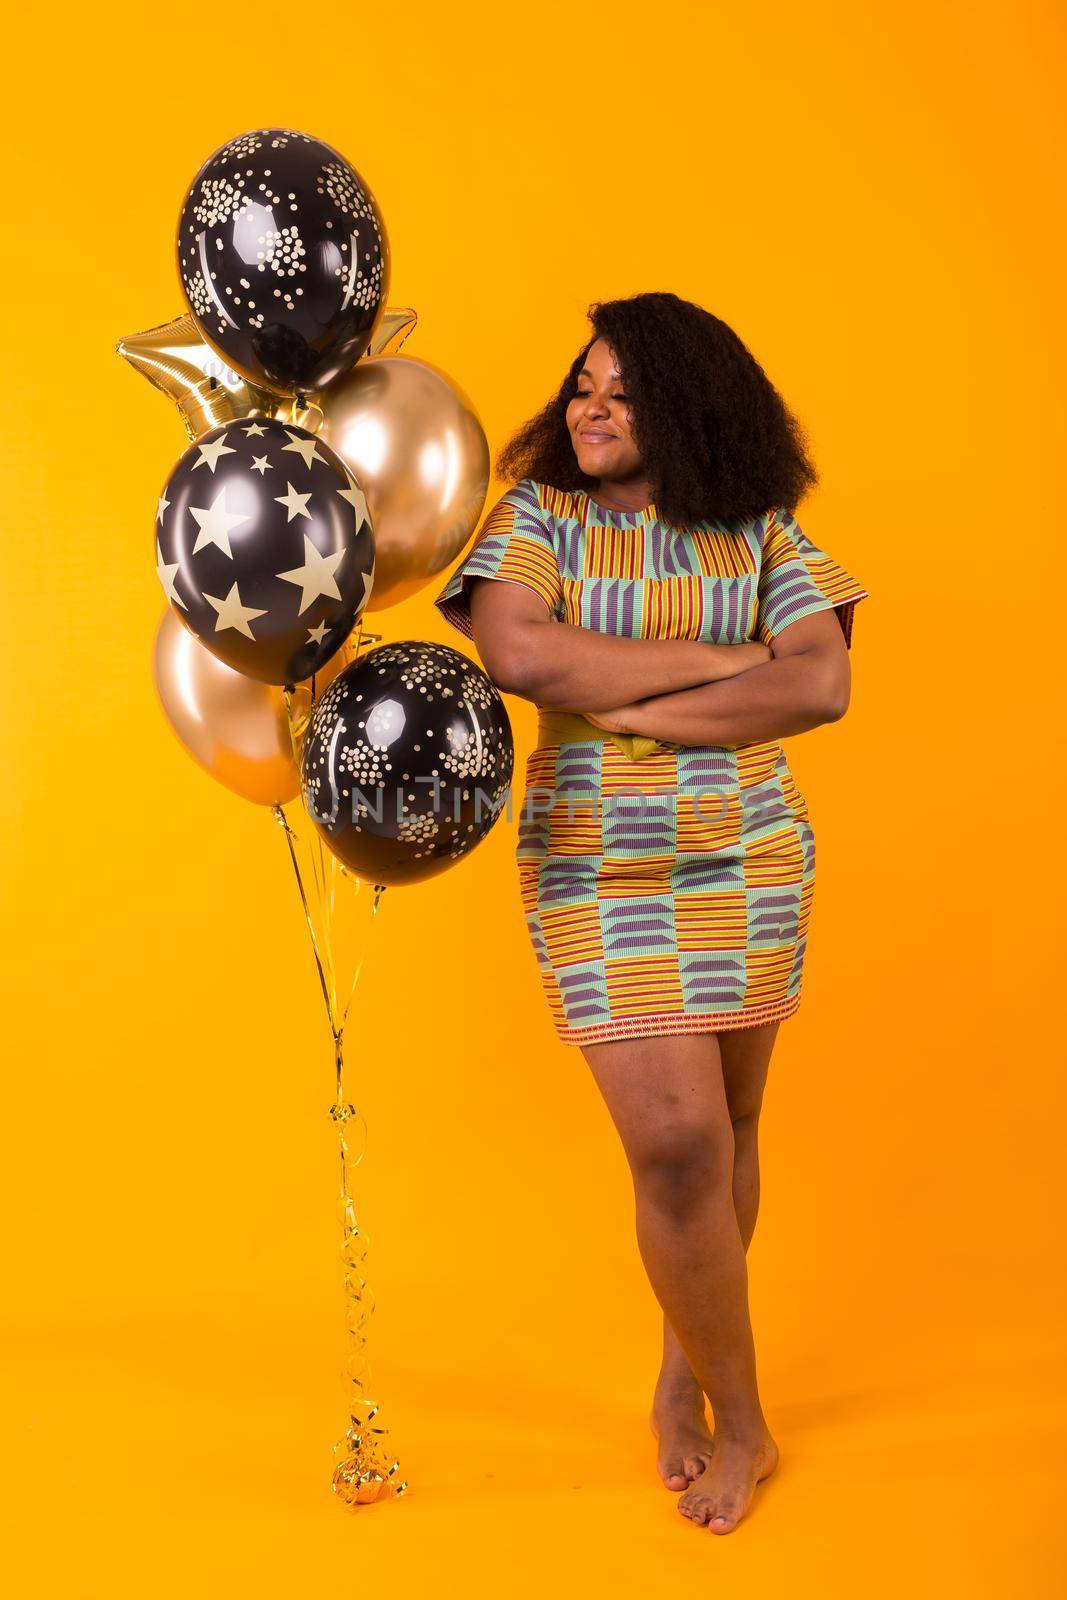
<box><xmin>708</xmin><ymin>1497</ymin><xmax>744</xmax><ymax>1534</ymax></box>
<box><xmin>677</xmin><ymin>1489</ymin><xmax>706</xmax><ymax>1522</ymax></box>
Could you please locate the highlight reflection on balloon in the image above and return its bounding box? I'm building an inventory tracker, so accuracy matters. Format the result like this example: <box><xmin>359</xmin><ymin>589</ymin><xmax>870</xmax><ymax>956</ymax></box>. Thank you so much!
<box><xmin>316</xmin><ymin>356</ymin><xmax>490</xmax><ymax>611</ymax></box>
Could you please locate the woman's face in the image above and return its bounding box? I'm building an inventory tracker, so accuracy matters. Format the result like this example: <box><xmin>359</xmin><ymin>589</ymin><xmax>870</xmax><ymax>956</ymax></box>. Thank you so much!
<box><xmin>566</xmin><ymin>337</ymin><xmax>644</xmax><ymax>482</ymax></box>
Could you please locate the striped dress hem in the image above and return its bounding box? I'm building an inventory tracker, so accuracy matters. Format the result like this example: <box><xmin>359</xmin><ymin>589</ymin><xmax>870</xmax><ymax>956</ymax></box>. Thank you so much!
<box><xmin>547</xmin><ymin>988</ymin><xmax>803</xmax><ymax>1048</ymax></box>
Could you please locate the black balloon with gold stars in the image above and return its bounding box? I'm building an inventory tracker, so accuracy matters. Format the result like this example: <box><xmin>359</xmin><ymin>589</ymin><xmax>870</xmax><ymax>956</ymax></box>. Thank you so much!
<box><xmin>155</xmin><ymin>418</ymin><xmax>374</xmax><ymax>685</ymax></box>
<box><xmin>177</xmin><ymin>128</ymin><xmax>389</xmax><ymax>395</ymax></box>
<box><xmin>300</xmin><ymin>642</ymin><xmax>514</xmax><ymax>887</ymax></box>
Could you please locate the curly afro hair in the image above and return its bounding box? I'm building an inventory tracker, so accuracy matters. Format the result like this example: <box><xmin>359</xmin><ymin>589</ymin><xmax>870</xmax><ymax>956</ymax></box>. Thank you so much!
<box><xmin>494</xmin><ymin>291</ymin><xmax>819</xmax><ymax>529</ymax></box>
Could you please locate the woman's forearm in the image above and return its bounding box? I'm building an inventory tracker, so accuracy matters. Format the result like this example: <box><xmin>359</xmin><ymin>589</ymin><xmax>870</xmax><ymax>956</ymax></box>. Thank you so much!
<box><xmin>610</xmin><ymin>652</ymin><xmax>847</xmax><ymax>747</ymax></box>
<box><xmin>470</xmin><ymin>593</ymin><xmax>769</xmax><ymax>712</ymax></box>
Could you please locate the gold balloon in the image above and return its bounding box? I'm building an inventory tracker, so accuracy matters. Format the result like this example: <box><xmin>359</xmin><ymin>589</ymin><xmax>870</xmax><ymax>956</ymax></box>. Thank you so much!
<box><xmin>118</xmin><ymin>308</ymin><xmax>419</xmax><ymax>441</ymax></box>
<box><xmin>367</xmin><ymin>306</ymin><xmax>419</xmax><ymax>358</ymax></box>
<box><xmin>118</xmin><ymin>315</ymin><xmax>275</xmax><ymax>439</ymax></box>
<box><xmin>153</xmin><ymin>609</ymin><xmax>301</xmax><ymax>805</ymax></box>
<box><xmin>316</xmin><ymin>355</ymin><xmax>490</xmax><ymax>611</ymax></box>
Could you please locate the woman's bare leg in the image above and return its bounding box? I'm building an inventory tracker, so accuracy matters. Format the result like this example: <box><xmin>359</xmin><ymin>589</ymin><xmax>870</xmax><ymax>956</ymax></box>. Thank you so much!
<box><xmin>653</xmin><ymin>1021</ymin><xmax>779</xmax><ymax>1475</ymax></box>
<box><xmin>580</xmin><ymin>1029</ymin><xmax>778</xmax><ymax>1533</ymax></box>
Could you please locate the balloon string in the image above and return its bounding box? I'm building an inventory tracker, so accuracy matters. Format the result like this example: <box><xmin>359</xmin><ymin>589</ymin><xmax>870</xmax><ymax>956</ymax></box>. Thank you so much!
<box><xmin>332</xmin><ymin>872</ymin><xmax>379</xmax><ymax>1044</ymax></box>
<box><xmin>279</xmin><ymin>621</ymin><xmax>383</xmax><ymax>1031</ymax></box>
<box><xmin>328</xmin><ymin>885</ymin><xmax>404</xmax><ymax>1503</ymax></box>
<box><xmin>274</xmin><ymin>806</ymin><xmax>403</xmax><ymax>1501</ymax></box>
<box><xmin>273</xmin><ymin>804</ymin><xmax>334</xmax><ymax>1026</ymax></box>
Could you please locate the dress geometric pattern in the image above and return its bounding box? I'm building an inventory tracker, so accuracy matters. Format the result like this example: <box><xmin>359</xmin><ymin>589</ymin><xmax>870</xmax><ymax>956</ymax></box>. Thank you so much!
<box><xmin>434</xmin><ymin>478</ymin><xmax>869</xmax><ymax>1047</ymax></box>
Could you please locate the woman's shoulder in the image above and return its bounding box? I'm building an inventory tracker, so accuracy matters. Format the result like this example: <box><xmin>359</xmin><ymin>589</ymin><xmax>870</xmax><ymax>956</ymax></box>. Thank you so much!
<box><xmin>490</xmin><ymin>478</ymin><xmax>579</xmax><ymax>527</ymax></box>
<box><xmin>483</xmin><ymin>477</ymin><xmax>552</xmax><ymax>518</ymax></box>
<box><xmin>498</xmin><ymin>476</ymin><xmax>542</xmax><ymax>501</ymax></box>
<box><xmin>512</xmin><ymin>477</ymin><xmax>566</xmax><ymax>508</ymax></box>
<box><xmin>493</xmin><ymin>476</ymin><xmax>566</xmax><ymax>500</ymax></box>
<box><xmin>473</xmin><ymin>479</ymin><xmax>561</xmax><ymax>552</ymax></box>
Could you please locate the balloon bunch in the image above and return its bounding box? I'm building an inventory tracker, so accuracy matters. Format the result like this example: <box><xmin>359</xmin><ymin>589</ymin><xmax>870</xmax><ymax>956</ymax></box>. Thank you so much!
<box><xmin>124</xmin><ymin>128</ymin><xmax>515</xmax><ymax>1507</ymax></box>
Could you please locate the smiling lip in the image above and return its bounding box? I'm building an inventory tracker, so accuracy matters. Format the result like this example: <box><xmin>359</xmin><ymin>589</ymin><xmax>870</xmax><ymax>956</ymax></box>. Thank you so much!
<box><xmin>580</xmin><ymin>430</ymin><xmax>615</xmax><ymax>441</ymax></box>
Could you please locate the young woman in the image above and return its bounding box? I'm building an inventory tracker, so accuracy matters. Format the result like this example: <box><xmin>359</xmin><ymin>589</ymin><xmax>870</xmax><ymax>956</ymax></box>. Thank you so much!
<box><xmin>433</xmin><ymin>291</ymin><xmax>869</xmax><ymax>1534</ymax></box>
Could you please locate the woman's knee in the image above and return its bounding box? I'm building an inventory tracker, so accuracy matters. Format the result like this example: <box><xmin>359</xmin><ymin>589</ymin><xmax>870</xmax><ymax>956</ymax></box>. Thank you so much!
<box><xmin>719</xmin><ymin>1023</ymin><xmax>775</xmax><ymax>1126</ymax></box>
<box><xmin>729</xmin><ymin>1104</ymin><xmax>762</xmax><ymax>1146</ymax></box>
<box><xmin>629</xmin><ymin>1119</ymin><xmax>735</xmax><ymax>1217</ymax></box>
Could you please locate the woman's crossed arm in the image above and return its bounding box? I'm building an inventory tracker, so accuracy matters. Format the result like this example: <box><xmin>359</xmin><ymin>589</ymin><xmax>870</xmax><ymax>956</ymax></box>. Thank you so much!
<box><xmin>586</xmin><ymin>610</ymin><xmax>852</xmax><ymax>746</ymax></box>
<box><xmin>467</xmin><ymin>578</ymin><xmax>768</xmax><ymax>712</ymax></box>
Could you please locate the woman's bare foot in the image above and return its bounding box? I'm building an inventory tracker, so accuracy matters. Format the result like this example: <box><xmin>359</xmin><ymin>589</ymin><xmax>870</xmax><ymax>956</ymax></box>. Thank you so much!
<box><xmin>648</xmin><ymin>1381</ymin><xmax>715</xmax><ymax>1491</ymax></box>
<box><xmin>677</xmin><ymin>1426</ymin><xmax>779</xmax><ymax>1533</ymax></box>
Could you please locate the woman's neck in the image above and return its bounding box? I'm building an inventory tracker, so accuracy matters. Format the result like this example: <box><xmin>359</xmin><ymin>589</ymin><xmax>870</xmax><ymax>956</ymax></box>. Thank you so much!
<box><xmin>589</xmin><ymin>476</ymin><xmax>655</xmax><ymax>512</ymax></box>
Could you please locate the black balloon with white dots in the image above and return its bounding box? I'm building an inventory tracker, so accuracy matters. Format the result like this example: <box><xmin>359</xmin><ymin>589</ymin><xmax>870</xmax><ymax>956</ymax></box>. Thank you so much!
<box><xmin>154</xmin><ymin>418</ymin><xmax>375</xmax><ymax>685</ymax></box>
<box><xmin>177</xmin><ymin>127</ymin><xmax>389</xmax><ymax>395</ymax></box>
<box><xmin>300</xmin><ymin>642</ymin><xmax>515</xmax><ymax>887</ymax></box>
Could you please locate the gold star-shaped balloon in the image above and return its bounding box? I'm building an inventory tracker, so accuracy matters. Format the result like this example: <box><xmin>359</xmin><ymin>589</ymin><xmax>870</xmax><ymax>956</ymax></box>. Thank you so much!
<box><xmin>115</xmin><ymin>315</ymin><xmax>275</xmax><ymax>440</ymax></box>
<box><xmin>117</xmin><ymin>308</ymin><xmax>418</xmax><ymax>442</ymax></box>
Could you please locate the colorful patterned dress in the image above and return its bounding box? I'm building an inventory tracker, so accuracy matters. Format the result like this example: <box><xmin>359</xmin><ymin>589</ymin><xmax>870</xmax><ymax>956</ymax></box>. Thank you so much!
<box><xmin>434</xmin><ymin>479</ymin><xmax>869</xmax><ymax>1047</ymax></box>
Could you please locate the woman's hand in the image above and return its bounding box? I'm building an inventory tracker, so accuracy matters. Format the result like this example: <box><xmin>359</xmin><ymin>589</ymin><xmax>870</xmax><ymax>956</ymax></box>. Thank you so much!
<box><xmin>595</xmin><ymin>612</ymin><xmax>851</xmax><ymax>748</ymax></box>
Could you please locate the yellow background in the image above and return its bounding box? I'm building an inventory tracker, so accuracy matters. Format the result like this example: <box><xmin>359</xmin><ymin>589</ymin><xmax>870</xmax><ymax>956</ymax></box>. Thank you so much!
<box><xmin>4</xmin><ymin>1</ymin><xmax>1064</xmax><ymax>1592</ymax></box>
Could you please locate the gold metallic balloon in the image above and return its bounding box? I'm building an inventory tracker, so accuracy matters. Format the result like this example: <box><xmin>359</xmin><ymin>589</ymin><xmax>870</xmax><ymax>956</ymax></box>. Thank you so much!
<box><xmin>316</xmin><ymin>355</ymin><xmax>490</xmax><ymax>610</ymax></box>
<box><xmin>368</xmin><ymin>307</ymin><xmax>418</xmax><ymax>358</ymax></box>
<box><xmin>153</xmin><ymin>609</ymin><xmax>301</xmax><ymax>805</ymax></box>
<box><xmin>118</xmin><ymin>315</ymin><xmax>275</xmax><ymax>440</ymax></box>
<box><xmin>118</xmin><ymin>308</ymin><xmax>419</xmax><ymax>441</ymax></box>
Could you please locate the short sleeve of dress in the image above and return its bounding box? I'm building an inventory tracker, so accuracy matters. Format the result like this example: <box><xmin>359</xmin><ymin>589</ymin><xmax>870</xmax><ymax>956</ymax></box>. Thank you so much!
<box><xmin>433</xmin><ymin>478</ymin><xmax>562</xmax><ymax>642</ymax></box>
<box><xmin>755</xmin><ymin>506</ymin><xmax>870</xmax><ymax>650</ymax></box>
